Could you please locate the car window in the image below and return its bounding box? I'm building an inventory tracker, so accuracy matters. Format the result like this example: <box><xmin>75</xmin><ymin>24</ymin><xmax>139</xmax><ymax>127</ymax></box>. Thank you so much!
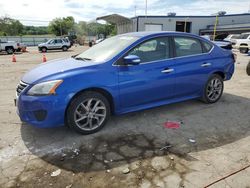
<box><xmin>57</xmin><ymin>39</ymin><xmax>62</xmax><ymax>43</ymax></box>
<box><xmin>239</xmin><ymin>34</ymin><xmax>250</xmax><ymax>39</ymax></box>
<box><xmin>127</xmin><ymin>37</ymin><xmax>170</xmax><ymax>63</ymax></box>
<box><xmin>202</xmin><ymin>41</ymin><xmax>213</xmax><ymax>53</ymax></box>
<box><xmin>48</xmin><ymin>40</ymin><xmax>54</xmax><ymax>44</ymax></box>
<box><xmin>174</xmin><ymin>37</ymin><xmax>203</xmax><ymax>57</ymax></box>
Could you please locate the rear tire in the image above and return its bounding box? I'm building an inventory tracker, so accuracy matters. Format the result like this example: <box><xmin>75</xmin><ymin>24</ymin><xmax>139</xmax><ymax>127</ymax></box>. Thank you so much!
<box><xmin>66</xmin><ymin>91</ymin><xmax>110</xmax><ymax>134</ymax></box>
<box><xmin>202</xmin><ymin>74</ymin><xmax>224</xmax><ymax>104</ymax></box>
<box><xmin>62</xmin><ymin>46</ymin><xmax>68</xmax><ymax>51</ymax></box>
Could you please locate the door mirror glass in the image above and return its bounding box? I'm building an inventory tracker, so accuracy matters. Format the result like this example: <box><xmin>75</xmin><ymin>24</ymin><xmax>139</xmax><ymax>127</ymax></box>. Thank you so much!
<box><xmin>123</xmin><ymin>55</ymin><xmax>141</xmax><ymax>65</ymax></box>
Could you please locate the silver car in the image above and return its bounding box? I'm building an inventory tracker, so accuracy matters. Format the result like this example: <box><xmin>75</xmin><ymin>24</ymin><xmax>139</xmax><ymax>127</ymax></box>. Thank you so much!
<box><xmin>38</xmin><ymin>38</ymin><xmax>71</xmax><ymax>52</ymax></box>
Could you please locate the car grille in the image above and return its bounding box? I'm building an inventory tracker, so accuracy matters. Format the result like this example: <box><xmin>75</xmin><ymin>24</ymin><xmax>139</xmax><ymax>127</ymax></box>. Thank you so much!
<box><xmin>16</xmin><ymin>81</ymin><xmax>29</xmax><ymax>96</ymax></box>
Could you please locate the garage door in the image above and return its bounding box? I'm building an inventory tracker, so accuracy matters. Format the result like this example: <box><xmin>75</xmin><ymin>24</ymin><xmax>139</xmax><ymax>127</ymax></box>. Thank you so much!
<box><xmin>145</xmin><ymin>24</ymin><xmax>163</xmax><ymax>31</ymax></box>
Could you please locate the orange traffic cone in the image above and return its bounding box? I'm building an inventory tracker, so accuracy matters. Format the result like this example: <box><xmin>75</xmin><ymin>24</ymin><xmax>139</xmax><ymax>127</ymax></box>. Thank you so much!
<box><xmin>12</xmin><ymin>54</ymin><xmax>16</xmax><ymax>63</ymax></box>
<box><xmin>42</xmin><ymin>53</ymin><xmax>47</xmax><ymax>63</ymax></box>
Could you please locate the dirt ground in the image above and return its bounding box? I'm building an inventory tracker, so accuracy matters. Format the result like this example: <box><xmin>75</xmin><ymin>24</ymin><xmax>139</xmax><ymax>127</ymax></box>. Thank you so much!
<box><xmin>0</xmin><ymin>46</ymin><xmax>250</xmax><ymax>188</ymax></box>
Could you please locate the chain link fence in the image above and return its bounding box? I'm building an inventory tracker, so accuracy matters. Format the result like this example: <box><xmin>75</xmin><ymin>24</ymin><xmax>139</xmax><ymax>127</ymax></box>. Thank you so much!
<box><xmin>0</xmin><ymin>36</ymin><xmax>55</xmax><ymax>46</ymax></box>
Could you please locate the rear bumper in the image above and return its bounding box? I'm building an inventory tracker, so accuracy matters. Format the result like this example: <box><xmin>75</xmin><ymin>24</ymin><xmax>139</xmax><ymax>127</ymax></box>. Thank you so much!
<box><xmin>17</xmin><ymin>94</ymin><xmax>69</xmax><ymax>128</ymax></box>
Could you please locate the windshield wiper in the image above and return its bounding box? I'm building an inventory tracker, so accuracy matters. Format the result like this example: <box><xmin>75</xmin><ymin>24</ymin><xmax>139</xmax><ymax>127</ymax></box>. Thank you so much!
<box><xmin>73</xmin><ymin>56</ymin><xmax>92</xmax><ymax>61</ymax></box>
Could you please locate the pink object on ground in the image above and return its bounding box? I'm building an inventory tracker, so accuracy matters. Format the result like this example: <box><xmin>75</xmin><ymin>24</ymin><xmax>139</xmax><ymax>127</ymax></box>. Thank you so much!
<box><xmin>164</xmin><ymin>121</ymin><xmax>180</xmax><ymax>129</ymax></box>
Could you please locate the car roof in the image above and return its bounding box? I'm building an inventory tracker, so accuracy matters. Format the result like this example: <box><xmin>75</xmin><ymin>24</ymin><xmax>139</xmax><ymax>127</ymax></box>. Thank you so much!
<box><xmin>119</xmin><ymin>31</ymin><xmax>201</xmax><ymax>39</ymax></box>
<box><xmin>121</xmin><ymin>31</ymin><xmax>198</xmax><ymax>37</ymax></box>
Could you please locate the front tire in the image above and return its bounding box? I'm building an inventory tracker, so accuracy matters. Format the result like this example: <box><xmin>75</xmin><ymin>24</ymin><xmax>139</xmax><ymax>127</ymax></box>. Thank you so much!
<box><xmin>239</xmin><ymin>47</ymin><xmax>249</xmax><ymax>54</ymax></box>
<box><xmin>202</xmin><ymin>74</ymin><xmax>224</xmax><ymax>104</ymax></box>
<box><xmin>66</xmin><ymin>91</ymin><xmax>110</xmax><ymax>134</ymax></box>
<box><xmin>6</xmin><ymin>47</ymin><xmax>14</xmax><ymax>54</ymax></box>
<box><xmin>41</xmin><ymin>47</ymin><xmax>47</xmax><ymax>53</ymax></box>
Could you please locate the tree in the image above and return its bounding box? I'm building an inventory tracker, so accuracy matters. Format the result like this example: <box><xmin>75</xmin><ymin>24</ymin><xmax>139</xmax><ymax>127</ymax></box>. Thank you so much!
<box><xmin>85</xmin><ymin>22</ymin><xmax>117</xmax><ymax>38</ymax></box>
<box><xmin>0</xmin><ymin>17</ymin><xmax>23</xmax><ymax>36</ymax></box>
<box><xmin>48</xmin><ymin>16</ymin><xmax>75</xmax><ymax>36</ymax></box>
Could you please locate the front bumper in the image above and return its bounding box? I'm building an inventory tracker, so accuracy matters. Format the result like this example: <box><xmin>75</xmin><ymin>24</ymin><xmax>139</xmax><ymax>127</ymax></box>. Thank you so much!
<box><xmin>17</xmin><ymin>94</ymin><xmax>69</xmax><ymax>128</ymax></box>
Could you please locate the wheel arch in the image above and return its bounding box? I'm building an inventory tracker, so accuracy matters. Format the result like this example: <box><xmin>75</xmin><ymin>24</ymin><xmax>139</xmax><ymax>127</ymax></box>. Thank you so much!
<box><xmin>5</xmin><ymin>46</ymin><xmax>14</xmax><ymax>50</ymax></box>
<box><xmin>240</xmin><ymin>43</ymin><xmax>248</xmax><ymax>46</ymax></box>
<box><xmin>211</xmin><ymin>71</ymin><xmax>225</xmax><ymax>80</ymax></box>
<box><xmin>65</xmin><ymin>87</ymin><xmax>115</xmax><ymax>122</ymax></box>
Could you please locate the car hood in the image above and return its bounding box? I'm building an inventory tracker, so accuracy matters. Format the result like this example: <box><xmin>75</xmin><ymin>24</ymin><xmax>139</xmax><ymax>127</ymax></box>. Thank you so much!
<box><xmin>22</xmin><ymin>58</ymin><xmax>101</xmax><ymax>84</ymax></box>
<box><xmin>38</xmin><ymin>43</ymin><xmax>47</xmax><ymax>46</ymax></box>
<box><xmin>232</xmin><ymin>39</ymin><xmax>247</xmax><ymax>44</ymax></box>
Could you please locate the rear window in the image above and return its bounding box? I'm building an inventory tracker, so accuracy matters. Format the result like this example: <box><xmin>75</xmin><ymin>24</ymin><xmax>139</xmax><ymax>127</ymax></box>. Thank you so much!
<box><xmin>202</xmin><ymin>41</ymin><xmax>213</xmax><ymax>53</ymax></box>
<box><xmin>174</xmin><ymin>37</ymin><xmax>203</xmax><ymax>57</ymax></box>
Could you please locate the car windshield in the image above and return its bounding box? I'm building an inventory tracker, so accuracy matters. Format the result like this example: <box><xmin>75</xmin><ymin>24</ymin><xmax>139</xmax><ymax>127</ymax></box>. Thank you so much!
<box><xmin>239</xmin><ymin>34</ymin><xmax>250</xmax><ymax>39</ymax></box>
<box><xmin>75</xmin><ymin>35</ymin><xmax>139</xmax><ymax>62</ymax></box>
<box><xmin>47</xmin><ymin>39</ymin><xmax>53</xmax><ymax>44</ymax></box>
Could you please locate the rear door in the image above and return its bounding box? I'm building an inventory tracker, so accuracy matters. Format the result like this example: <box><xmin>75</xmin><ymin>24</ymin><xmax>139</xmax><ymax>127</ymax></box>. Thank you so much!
<box><xmin>117</xmin><ymin>36</ymin><xmax>176</xmax><ymax>111</ymax></box>
<box><xmin>171</xmin><ymin>36</ymin><xmax>214</xmax><ymax>98</ymax></box>
<box><xmin>54</xmin><ymin>39</ymin><xmax>63</xmax><ymax>49</ymax></box>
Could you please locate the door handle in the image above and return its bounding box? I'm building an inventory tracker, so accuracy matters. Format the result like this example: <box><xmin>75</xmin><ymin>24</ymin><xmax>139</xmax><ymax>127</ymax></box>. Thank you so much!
<box><xmin>161</xmin><ymin>68</ymin><xmax>174</xmax><ymax>73</ymax></box>
<box><xmin>201</xmin><ymin>63</ymin><xmax>211</xmax><ymax>67</ymax></box>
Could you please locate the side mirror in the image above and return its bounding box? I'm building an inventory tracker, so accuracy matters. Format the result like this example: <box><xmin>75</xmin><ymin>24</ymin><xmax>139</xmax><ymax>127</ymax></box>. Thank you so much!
<box><xmin>123</xmin><ymin>55</ymin><xmax>141</xmax><ymax>65</ymax></box>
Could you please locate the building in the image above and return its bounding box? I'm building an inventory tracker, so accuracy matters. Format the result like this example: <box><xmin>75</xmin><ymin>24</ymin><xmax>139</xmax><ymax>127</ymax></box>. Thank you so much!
<box><xmin>97</xmin><ymin>13</ymin><xmax>250</xmax><ymax>36</ymax></box>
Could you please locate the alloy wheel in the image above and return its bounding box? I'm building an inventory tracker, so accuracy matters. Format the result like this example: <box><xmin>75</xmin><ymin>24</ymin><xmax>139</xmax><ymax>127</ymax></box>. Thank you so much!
<box><xmin>74</xmin><ymin>98</ymin><xmax>106</xmax><ymax>131</ymax></box>
<box><xmin>206</xmin><ymin>77</ymin><xmax>223</xmax><ymax>101</ymax></box>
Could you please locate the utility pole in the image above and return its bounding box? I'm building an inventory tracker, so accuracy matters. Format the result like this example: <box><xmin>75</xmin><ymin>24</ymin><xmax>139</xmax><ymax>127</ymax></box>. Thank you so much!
<box><xmin>213</xmin><ymin>15</ymin><xmax>218</xmax><ymax>41</ymax></box>
<box><xmin>145</xmin><ymin>0</ymin><xmax>148</xmax><ymax>16</ymax></box>
<box><xmin>184</xmin><ymin>17</ymin><xmax>189</xmax><ymax>32</ymax></box>
<box><xmin>135</xmin><ymin>5</ymin><xmax>137</xmax><ymax>17</ymax></box>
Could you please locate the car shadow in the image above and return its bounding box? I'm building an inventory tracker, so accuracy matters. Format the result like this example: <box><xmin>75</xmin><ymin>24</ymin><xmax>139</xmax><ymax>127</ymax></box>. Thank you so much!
<box><xmin>20</xmin><ymin>93</ymin><xmax>250</xmax><ymax>173</ymax></box>
<box><xmin>39</xmin><ymin>49</ymin><xmax>74</xmax><ymax>53</ymax></box>
<box><xmin>0</xmin><ymin>52</ymin><xmax>23</xmax><ymax>56</ymax></box>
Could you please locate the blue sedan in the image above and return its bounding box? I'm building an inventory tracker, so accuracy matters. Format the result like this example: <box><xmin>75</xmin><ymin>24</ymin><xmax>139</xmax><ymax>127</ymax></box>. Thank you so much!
<box><xmin>16</xmin><ymin>32</ymin><xmax>235</xmax><ymax>134</ymax></box>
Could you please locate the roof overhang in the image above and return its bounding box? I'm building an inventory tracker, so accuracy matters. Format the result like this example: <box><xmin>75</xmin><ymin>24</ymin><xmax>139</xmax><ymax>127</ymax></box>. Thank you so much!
<box><xmin>96</xmin><ymin>14</ymin><xmax>131</xmax><ymax>24</ymax></box>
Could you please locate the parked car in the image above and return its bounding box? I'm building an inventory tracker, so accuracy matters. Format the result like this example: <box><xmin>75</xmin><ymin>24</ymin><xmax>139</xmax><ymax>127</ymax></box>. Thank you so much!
<box><xmin>16</xmin><ymin>32</ymin><xmax>235</xmax><ymax>134</ymax></box>
<box><xmin>213</xmin><ymin>41</ymin><xmax>232</xmax><ymax>50</ymax></box>
<box><xmin>0</xmin><ymin>40</ymin><xmax>19</xmax><ymax>54</ymax></box>
<box><xmin>231</xmin><ymin>32</ymin><xmax>250</xmax><ymax>53</ymax></box>
<box><xmin>201</xmin><ymin>35</ymin><xmax>232</xmax><ymax>50</ymax></box>
<box><xmin>224</xmin><ymin>34</ymin><xmax>240</xmax><ymax>42</ymax></box>
<box><xmin>16</xmin><ymin>42</ymin><xmax>27</xmax><ymax>52</ymax></box>
<box><xmin>38</xmin><ymin>38</ymin><xmax>71</xmax><ymax>52</ymax></box>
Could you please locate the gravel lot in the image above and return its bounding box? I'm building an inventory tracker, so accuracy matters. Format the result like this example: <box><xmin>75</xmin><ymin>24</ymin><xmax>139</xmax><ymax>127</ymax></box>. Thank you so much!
<box><xmin>0</xmin><ymin>47</ymin><xmax>250</xmax><ymax>188</ymax></box>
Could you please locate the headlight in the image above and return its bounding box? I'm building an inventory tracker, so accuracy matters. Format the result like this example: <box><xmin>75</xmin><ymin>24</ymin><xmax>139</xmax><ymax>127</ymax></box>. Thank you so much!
<box><xmin>27</xmin><ymin>80</ymin><xmax>63</xmax><ymax>95</ymax></box>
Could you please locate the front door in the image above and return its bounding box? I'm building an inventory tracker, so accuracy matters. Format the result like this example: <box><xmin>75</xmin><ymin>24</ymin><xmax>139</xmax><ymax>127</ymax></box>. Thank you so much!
<box><xmin>117</xmin><ymin>36</ymin><xmax>176</xmax><ymax>111</ymax></box>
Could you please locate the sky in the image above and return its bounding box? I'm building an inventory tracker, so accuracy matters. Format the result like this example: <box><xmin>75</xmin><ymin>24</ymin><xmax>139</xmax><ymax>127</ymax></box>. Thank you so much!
<box><xmin>0</xmin><ymin>0</ymin><xmax>250</xmax><ymax>26</ymax></box>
